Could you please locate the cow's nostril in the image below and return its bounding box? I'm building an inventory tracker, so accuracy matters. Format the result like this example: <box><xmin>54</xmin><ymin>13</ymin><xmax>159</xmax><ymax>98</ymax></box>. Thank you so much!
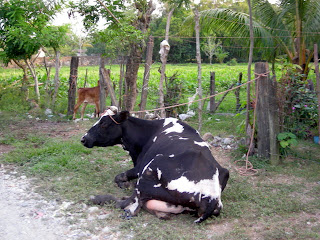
<box><xmin>81</xmin><ymin>137</ymin><xmax>86</xmax><ymax>144</ymax></box>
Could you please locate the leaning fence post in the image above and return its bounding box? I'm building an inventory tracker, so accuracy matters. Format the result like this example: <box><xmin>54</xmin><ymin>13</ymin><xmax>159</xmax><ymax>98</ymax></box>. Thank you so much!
<box><xmin>255</xmin><ymin>62</ymin><xmax>280</xmax><ymax>164</ymax></box>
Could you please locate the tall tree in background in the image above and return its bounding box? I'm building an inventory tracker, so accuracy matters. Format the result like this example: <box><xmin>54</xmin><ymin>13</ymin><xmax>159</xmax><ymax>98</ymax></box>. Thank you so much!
<box><xmin>192</xmin><ymin>0</ymin><xmax>320</xmax><ymax>79</ymax></box>
<box><xmin>71</xmin><ymin>0</ymin><xmax>155</xmax><ymax>111</ymax></box>
<box><xmin>124</xmin><ymin>0</ymin><xmax>155</xmax><ymax>111</ymax></box>
<box><xmin>0</xmin><ymin>0</ymin><xmax>64</xmax><ymax>102</ymax></box>
<box><xmin>158</xmin><ymin>0</ymin><xmax>190</xmax><ymax>117</ymax></box>
<box><xmin>43</xmin><ymin>25</ymin><xmax>70</xmax><ymax>108</ymax></box>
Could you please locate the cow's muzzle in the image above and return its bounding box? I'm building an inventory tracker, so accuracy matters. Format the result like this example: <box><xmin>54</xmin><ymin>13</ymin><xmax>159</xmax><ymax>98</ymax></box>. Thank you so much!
<box><xmin>81</xmin><ymin>134</ymin><xmax>93</xmax><ymax>148</ymax></box>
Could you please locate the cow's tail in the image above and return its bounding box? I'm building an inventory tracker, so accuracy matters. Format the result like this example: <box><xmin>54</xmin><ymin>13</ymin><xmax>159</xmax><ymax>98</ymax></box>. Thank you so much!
<box><xmin>194</xmin><ymin>199</ymin><xmax>220</xmax><ymax>224</ymax></box>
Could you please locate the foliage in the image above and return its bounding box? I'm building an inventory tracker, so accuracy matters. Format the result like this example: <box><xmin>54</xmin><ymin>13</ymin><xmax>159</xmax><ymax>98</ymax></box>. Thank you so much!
<box><xmin>192</xmin><ymin>0</ymin><xmax>320</xmax><ymax>78</ymax></box>
<box><xmin>227</xmin><ymin>58</ymin><xmax>238</xmax><ymax>66</ymax></box>
<box><xmin>201</xmin><ymin>36</ymin><xmax>220</xmax><ymax>64</ymax></box>
<box><xmin>214</xmin><ymin>46</ymin><xmax>229</xmax><ymax>64</ymax></box>
<box><xmin>0</xmin><ymin>0</ymin><xmax>63</xmax><ymax>64</ymax></box>
<box><xmin>164</xmin><ymin>72</ymin><xmax>185</xmax><ymax>117</ymax></box>
<box><xmin>277</xmin><ymin>132</ymin><xmax>298</xmax><ymax>157</ymax></box>
<box><xmin>277</xmin><ymin>61</ymin><xmax>318</xmax><ymax>138</ymax></box>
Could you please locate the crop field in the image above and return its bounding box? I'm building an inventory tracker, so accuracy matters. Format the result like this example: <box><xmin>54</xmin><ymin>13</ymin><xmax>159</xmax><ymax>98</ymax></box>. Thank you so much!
<box><xmin>0</xmin><ymin>63</ymin><xmax>258</xmax><ymax>115</ymax></box>
<box><xmin>0</xmin><ymin>63</ymin><xmax>320</xmax><ymax>239</ymax></box>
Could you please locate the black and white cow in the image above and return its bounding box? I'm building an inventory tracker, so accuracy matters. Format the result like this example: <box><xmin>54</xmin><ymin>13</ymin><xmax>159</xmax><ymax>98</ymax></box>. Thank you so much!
<box><xmin>81</xmin><ymin>108</ymin><xmax>229</xmax><ymax>223</ymax></box>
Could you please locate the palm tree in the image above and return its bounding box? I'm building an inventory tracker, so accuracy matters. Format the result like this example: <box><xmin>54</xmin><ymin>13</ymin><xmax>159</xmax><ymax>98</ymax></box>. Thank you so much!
<box><xmin>195</xmin><ymin>0</ymin><xmax>320</xmax><ymax>79</ymax></box>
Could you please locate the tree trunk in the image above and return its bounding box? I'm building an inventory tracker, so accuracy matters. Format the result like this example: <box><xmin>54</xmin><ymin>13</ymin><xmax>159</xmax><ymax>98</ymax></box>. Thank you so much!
<box><xmin>13</xmin><ymin>60</ymin><xmax>29</xmax><ymax>100</ymax></box>
<box><xmin>140</xmin><ymin>35</ymin><xmax>154</xmax><ymax>118</ymax></box>
<box><xmin>25</xmin><ymin>59</ymin><xmax>40</xmax><ymax>102</ymax></box>
<box><xmin>246</xmin><ymin>0</ymin><xmax>254</xmax><ymax>152</ymax></box>
<box><xmin>159</xmin><ymin>8</ymin><xmax>174</xmax><ymax>118</ymax></box>
<box><xmin>51</xmin><ymin>50</ymin><xmax>61</xmax><ymax>109</ymax></box>
<box><xmin>314</xmin><ymin>44</ymin><xmax>320</xmax><ymax>144</ymax></box>
<box><xmin>194</xmin><ymin>7</ymin><xmax>203</xmax><ymax>132</ymax></box>
<box><xmin>123</xmin><ymin>0</ymin><xmax>155</xmax><ymax>112</ymax></box>
<box><xmin>119</xmin><ymin>57</ymin><xmax>126</xmax><ymax>110</ymax></box>
<box><xmin>67</xmin><ymin>56</ymin><xmax>79</xmax><ymax>116</ymax></box>
<box><xmin>123</xmin><ymin>43</ymin><xmax>142</xmax><ymax>111</ymax></box>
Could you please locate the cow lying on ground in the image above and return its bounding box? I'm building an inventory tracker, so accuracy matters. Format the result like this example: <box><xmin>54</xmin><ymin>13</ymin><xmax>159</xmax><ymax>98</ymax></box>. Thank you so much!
<box><xmin>81</xmin><ymin>108</ymin><xmax>229</xmax><ymax>223</ymax></box>
<box><xmin>73</xmin><ymin>81</ymin><xmax>108</xmax><ymax>120</ymax></box>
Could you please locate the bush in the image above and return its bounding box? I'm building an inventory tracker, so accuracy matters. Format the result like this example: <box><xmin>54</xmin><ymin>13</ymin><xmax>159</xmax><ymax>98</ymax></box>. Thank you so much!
<box><xmin>227</xmin><ymin>58</ymin><xmax>238</xmax><ymax>66</ymax></box>
<box><xmin>277</xmin><ymin>63</ymin><xmax>318</xmax><ymax>138</ymax></box>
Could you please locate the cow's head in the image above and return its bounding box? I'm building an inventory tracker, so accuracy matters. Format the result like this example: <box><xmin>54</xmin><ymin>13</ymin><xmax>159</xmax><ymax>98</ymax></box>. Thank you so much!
<box><xmin>81</xmin><ymin>108</ymin><xmax>129</xmax><ymax>148</ymax></box>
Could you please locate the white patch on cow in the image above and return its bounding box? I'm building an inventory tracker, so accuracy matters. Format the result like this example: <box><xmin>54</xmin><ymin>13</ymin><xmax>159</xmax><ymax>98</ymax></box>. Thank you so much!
<box><xmin>162</xmin><ymin>118</ymin><xmax>184</xmax><ymax>135</ymax></box>
<box><xmin>153</xmin><ymin>136</ymin><xmax>157</xmax><ymax>142</ymax></box>
<box><xmin>163</xmin><ymin>118</ymin><xmax>176</xmax><ymax>127</ymax></box>
<box><xmin>157</xmin><ymin>168</ymin><xmax>162</xmax><ymax>180</ymax></box>
<box><xmin>141</xmin><ymin>159</ymin><xmax>155</xmax><ymax>175</ymax></box>
<box><xmin>125</xmin><ymin>197</ymin><xmax>139</xmax><ymax>214</ymax></box>
<box><xmin>169</xmin><ymin>154</ymin><xmax>174</xmax><ymax>158</ymax></box>
<box><xmin>156</xmin><ymin>154</ymin><xmax>163</xmax><ymax>157</ymax></box>
<box><xmin>179</xmin><ymin>137</ymin><xmax>188</xmax><ymax>140</ymax></box>
<box><xmin>166</xmin><ymin>169</ymin><xmax>221</xmax><ymax>201</ymax></box>
<box><xmin>92</xmin><ymin>108</ymin><xmax>116</xmax><ymax>126</ymax></box>
<box><xmin>194</xmin><ymin>141</ymin><xmax>209</xmax><ymax>148</ymax></box>
<box><xmin>153</xmin><ymin>183</ymin><xmax>161</xmax><ymax>188</ymax></box>
<box><xmin>148</xmin><ymin>167</ymin><xmax>153</xmax><ymax>172</ymax></box>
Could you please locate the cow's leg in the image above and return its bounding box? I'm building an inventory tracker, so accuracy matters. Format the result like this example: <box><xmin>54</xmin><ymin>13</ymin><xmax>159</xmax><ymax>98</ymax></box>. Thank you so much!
<box><xmin>91</xmin><ymin>189</ymin><xmax>142</xmax><ymax>218</ymax></box>
<box><xmin>73</xmin><ymin>101</ymin><xmax>83</xmax><ymax>120</ymax></box>
<box><xmin>193</xmin><ymin>198</ymin><xmax>221</xmax><ymax>224</ymax></box>
<box><xmin>114</xmin><ymin>168</ymin><xmax>138</xmax><ymax>189</ymax></box>
<box><xmin>80</xmin><ymin>102</ymin><xmax>88</xmax><ymax>120</ymax></box>
<box><xmin>94</xmin><ymin>101</ymin><xmax>100</xmax><ymax>118</ymax></box>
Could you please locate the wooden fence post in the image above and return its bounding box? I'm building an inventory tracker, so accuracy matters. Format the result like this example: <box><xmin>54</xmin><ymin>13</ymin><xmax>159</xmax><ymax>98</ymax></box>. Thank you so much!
<box><xmin>102</xmin><ymin>68</ymin><xmax>118</xmax><ymax>107</ymax></box>
<box><xmin>209</xmin><ymin>72</ymin><xmax>215</xmax><ymax>113</ymax></box>
<box><xmin>99</xmin><ymin>57</ymin><xmax>107</xmax><ymax>115</ymax></box>
<box><xmin>139</xmin><ymin>35</ymin><xmax>154</xmax><ymax>118</ymax></box>
<box><xmin>235</xmin><ymin>72</ymin><xmax>242</xmax><ymax>112</ymax></box>
<box><xmin>67</xmin><ymin>56</ymin><xmax>79</xmax><ymax>116</ymax></box>
<box><xmin>255</xmin><ymin>62</ymin><xmax>280</xmax><ymax>164</ymax></box>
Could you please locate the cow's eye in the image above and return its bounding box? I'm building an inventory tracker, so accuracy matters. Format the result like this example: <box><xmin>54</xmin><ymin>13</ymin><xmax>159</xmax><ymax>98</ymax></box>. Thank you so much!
<box><xmin>100</xmin><ymin>121</ymin><xmax>109</xmax><ymax>128</ymax></box>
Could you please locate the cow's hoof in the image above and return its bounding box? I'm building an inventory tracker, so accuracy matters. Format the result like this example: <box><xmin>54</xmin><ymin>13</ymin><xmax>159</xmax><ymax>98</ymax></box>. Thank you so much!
<box><xmin>121</xmin><ymin>209</ymin><xmax>134</xmax><ymax>220</ymax></box>
<box><xmin>117</xmin><ymin>181</ymin><xmax>132</xmax><ymax>189</ymax></box>
<box><xmin>115</xmin><ymin>173</ymin><xmax>131</xmax><ymax>189</ymax></box>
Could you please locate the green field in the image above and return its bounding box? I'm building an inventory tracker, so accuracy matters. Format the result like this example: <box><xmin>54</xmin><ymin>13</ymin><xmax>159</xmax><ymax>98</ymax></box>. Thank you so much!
<box><xmin>0</xmin><ymin>63</ymin><xmax>261</xmax><ymax>114</ymax></box>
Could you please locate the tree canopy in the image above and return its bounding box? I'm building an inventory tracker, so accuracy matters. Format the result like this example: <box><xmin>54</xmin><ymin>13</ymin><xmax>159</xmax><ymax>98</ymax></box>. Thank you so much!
<box><xmin>0</xmin><ymin>0</ymin><xmax>64</xmax><ymax>64</ymax></box>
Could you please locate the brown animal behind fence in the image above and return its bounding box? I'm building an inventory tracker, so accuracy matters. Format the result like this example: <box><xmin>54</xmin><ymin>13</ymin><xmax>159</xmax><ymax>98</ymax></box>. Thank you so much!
<box><xmin>73</xmin><ymin>81</ymin><xmax>108</xmax><ymax>120</ymax></box>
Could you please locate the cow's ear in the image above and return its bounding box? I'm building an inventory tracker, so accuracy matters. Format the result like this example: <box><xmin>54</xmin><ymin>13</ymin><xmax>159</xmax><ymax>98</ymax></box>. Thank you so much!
<box><xmin>118</xmin><ymin>111</ymin><xmax>129</xmax><ymax>123</ymax></box>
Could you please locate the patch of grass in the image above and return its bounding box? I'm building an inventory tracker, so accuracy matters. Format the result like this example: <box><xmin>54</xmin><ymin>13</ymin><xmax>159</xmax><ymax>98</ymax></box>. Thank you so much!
<box><xmin>0</xmin><ymin>96</ymin><xmax>319</xmax><ymax>239</ymax></box>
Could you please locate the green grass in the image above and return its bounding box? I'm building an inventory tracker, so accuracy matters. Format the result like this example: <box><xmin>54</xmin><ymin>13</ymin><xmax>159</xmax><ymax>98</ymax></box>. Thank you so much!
<box><xmin>0</xmin><ymin>113</ymin><xmax>319</xmax><ymax>239</ymax></box>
